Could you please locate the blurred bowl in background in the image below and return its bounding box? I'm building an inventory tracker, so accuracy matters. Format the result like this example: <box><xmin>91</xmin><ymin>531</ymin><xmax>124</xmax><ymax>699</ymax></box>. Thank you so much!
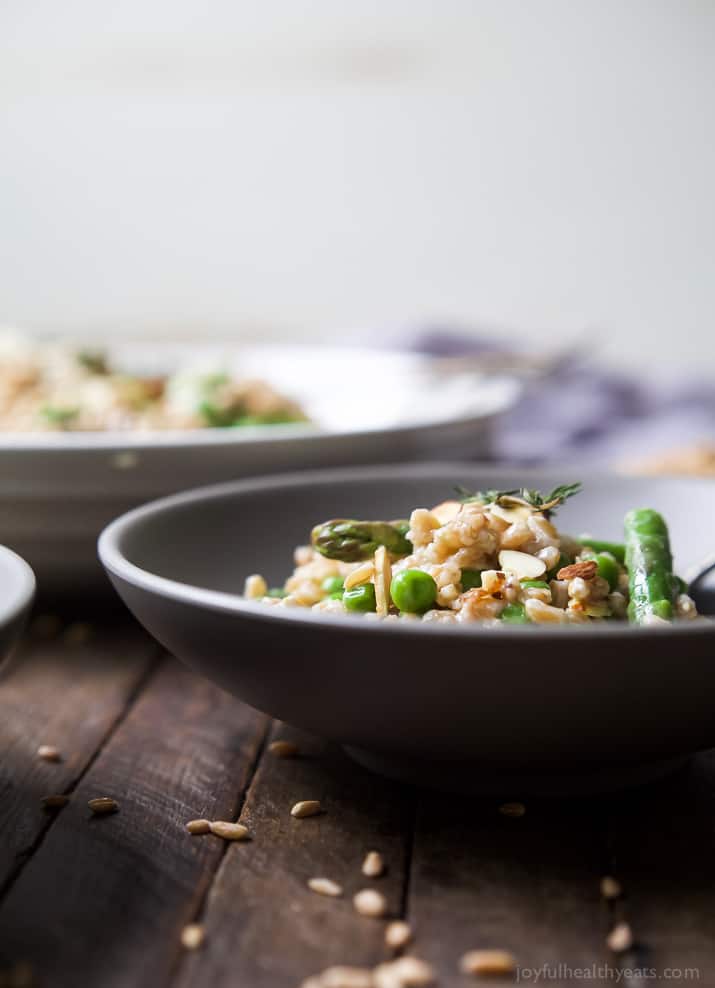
<box><xmin>0</xmin><ymin>341</ymin><xmax>520</xmax><ymax>595</ymax></box>
<box><xmin>0</xmin><ymin>545</ymin><xmax>35</xmax><ymax>667</ymax></box>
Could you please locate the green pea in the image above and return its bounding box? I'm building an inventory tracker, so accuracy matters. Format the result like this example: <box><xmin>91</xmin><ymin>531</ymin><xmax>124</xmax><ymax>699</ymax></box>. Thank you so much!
<box><xmin>501</xmin><ymin>602</ymin><xmax>529</xmax><ymax>624</ymax></box>
<box><xmin>521</xmin><ymin>579</ymin><xmax>550</xmax><ymax>590</ymax></box>
<box><xmin>460</xmin><ymin>569</ymin><xmax>484</xmax><ymax>591</ymax></box>
<box><xmin>321</xmin><ymin>575</ymin><xmax>345</xmax><ymax>595</ymax></box>
<box><xmin>591</xmin><ymin>553</ymin><xmax>620</xmax><ymax>591</ymax></box>
<box><xmin>329</xmin><ymin>591</ymin><xmax>344</xmax><ymax>600</ymax></box>
<box><xmin>266</xmin><ymin>587</ymin><xmax>287</xmax><ymax>598</ymax></box>
<box><xmin>390</xmin><ymin>569</ymin><xmax>438</xmax><ymax>614</ymax></box>
<box><xmin>343</xmin><ymin>583</ymin><xmax>377</xmax><ymax>613</ymax></box>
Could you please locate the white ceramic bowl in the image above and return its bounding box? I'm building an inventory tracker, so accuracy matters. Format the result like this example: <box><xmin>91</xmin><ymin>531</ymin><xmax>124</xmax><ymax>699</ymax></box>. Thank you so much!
<box><xmin>0</xmin><ymin>342</ymin><xmax>519</xmax><ymax>593</ymax></box>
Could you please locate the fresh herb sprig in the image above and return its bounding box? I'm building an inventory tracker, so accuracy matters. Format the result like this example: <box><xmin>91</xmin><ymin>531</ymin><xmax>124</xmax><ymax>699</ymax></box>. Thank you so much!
<box><xmin>456</xmin><ymin>482</ymin><xmax>582</xmax><ymax>518</ymax></box>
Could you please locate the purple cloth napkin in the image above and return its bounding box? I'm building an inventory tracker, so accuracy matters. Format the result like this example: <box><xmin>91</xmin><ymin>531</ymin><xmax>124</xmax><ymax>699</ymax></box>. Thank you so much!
<box><xmin>409</xmin><ymin>330</ymin><xmax>715</xmax><ymax>466</ymax></box>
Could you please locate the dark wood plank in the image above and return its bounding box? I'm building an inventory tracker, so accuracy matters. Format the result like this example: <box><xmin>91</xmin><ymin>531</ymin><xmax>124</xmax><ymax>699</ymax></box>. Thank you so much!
<box><xmin>0</xmin><ymin>619</ymin><xmax>158</xmax><ymax>894</ymax></box>
<box><xmin>175</xmin><ymin>724</ymin><xmax>415</xmax><ymax>988</ymax></box>
<box><xmin>606</xmin><ymin>753</ymin><xmax>715</xmax><ymax>984</ymax></box>
<box><xmin>408</xmin><ymin>793</ymin><xmax>612</xmax><ymax>987</ymax></box>
<box><xmin>0</xmin><ymin>658</ymin><xmax>268</xmax><ymax>987</ymax></box>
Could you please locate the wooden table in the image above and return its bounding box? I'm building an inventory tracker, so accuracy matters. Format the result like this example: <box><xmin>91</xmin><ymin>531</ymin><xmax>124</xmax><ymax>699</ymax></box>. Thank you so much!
<box><xmin>1</xmin><ymin>612</ymin><xmax>713</xmax><ymax>988</ymax></box>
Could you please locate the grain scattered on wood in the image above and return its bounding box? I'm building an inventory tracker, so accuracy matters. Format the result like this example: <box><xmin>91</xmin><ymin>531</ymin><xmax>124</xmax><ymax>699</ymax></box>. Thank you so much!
<box><xmin>307</xmin><ymin>877</ymin><xmax>343</xmax><ymax>898</ymax></box>
<box><xmin>209</xmin><ymin>820</ymin><xmax>250</xmax><ymax>841</ymax></box>
<box><xmin>498</xmin><ymin>801</ymin><xmax>526</xmax><ymax>818</ymax></box>
<box><xmin>606</xmin><ymin>921</ymin><xmax>633</xmax><ymax>953</ymax></box>
<box><xmin>374</xmin><ymin>956</ymin><xmax>434</xmax><ymax>986</ymax></box>
<box><xmin>268</xmin><ymin>739</ymin><xmax>300</xmax><ymax>758</ymax></box>
<box><xmin>362</xmin><ymin>850</ymin><xmax>385</xmax><ymax>878</ymax></box>
<box><xmin>291</xmin><ymin>799</ymin><xmax>322</xmax><ymax>818</ymax></box>
<box><xmin>87</xmin><ymin>797</ymin><xmax>118</xmax><ymax>815</ymax></box>
<box><xmin>459</xmin><ymin>948</ymin><xmax>517</xmax><ymax>976</ymax></box>
<box><xmin>41</xmin><ymin>794</ymin><xmax>69</xmax><ymax>810</ymax></box>
<box><xmin>62</xmin><ymin>622</ymin><xmax>93</xmax><ymax>647</ymax></box>
<box><xmin>36</xmin><ymin>744</ymin><xmax>62</xmax><ymax>762</ymax></box>
<box><xmin>180</xmin><ymin>924</ymin><xmax>205</xmax><ymax>950</ymax></box>
<box><xmin>319</xmin><ymin>965</ymin><xmax>375</xmax><ymax>987</ymax></box>
<box><xmin>185</xmin><ymin>819</ymin><xmax>211</xmax><ymax>835</ymax></box>
<box><xmin>600</xmin><ymin>875</ymin><xmax>622</xmax><ymax>900</ymax></box>
<box><xmin>353</xmin><ymin>888</ymin><xmax>388</xmax><ymax>918</ymax></box>
<box><xmin>385</xmin><ymin>920</ymin><xmax>412</xmax><ymax>950</ymax></box>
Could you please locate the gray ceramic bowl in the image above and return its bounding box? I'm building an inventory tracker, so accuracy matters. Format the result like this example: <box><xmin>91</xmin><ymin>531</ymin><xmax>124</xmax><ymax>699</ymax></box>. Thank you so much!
<box><xmin>0</xmin><ymin>545</ymin><xmax>35</xmax><ymax>666</ymax></box>
<box><xmin>99</xmin><ymin>464</ymin><xmax>715</xmax><ymax>795</ymax></box>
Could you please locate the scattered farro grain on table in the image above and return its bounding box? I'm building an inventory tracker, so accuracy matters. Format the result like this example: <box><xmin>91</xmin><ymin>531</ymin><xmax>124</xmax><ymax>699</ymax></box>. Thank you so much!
<box><xmin>374</xmin><ymin>956</ymin><xmax>434</xmax><ymax>986</ymax></box>
<box><xmin>361</xmin><ymin>850</ymin><xmax>385</xmax><ymax>878</ymax></box>
<box><xmin>498</xmin><ymin>801</ymin><xmax>526</xmax><ymax>818</ymax></box>
<box><xmin>307</xmin><ymin>877</ymin><xmax>343</xmax><ymax>898</ymax></box>
<box><xmin>606</xmin><ymin>921</ymin><xmax>633</xmax><ymax>953</ymax></box>
<box><xmin>600</xmin><ymin>875</ymin><xmax>622</xmax><ymax>900</ymax></box>
<box><xmin>180</xmin><ymin>924</ymin><xmax>205</xmax><ymax>950</ymax></box>
<box><xmin>384</xmin><ymin>920</ymin><xmax>412</xmax><ymax>950</ymax></box>
<box><xmin>37</xmin><ymin>744</ymin><xmax>61</xmax><ymax>762</ymax></box>
<box><xmin>268</xmin><ymin>739</ymin><xmax>300</xmax><ymax>758</ymax></box>
<box><xmin>353</xmin><ymin>888</ymin><xmax>388</xmax><ymax>918</ymax></box>
<box><xmin>291</xmin><ymin>800</ymin><xmax>322</xmax><ymax>818</ymax></box>
<box><xmin>318</xmin><ymin>965</ymin><xmax>375</xmax><ymax>987</ymax></box>
<box><xmin>460</xmin><ymin>948</ymin><xmax>517</xmax><ymax>977</ymax></box>
<box><xmin>185</xmin><ymin>818</ymin><xmax>211</xmax><ymax>835</ymax></box>
<box><xmin>209</xmin><ymin>821</ymin><xmax>250</xmax><ymax>840</ymax></box>
<box><xmin>41</xmin><ymin>794</ymin><xmax>69</xmax><ymax>809</ymax></box>
<box><xmin>88</xmin><ymin>797</ymin><xmax>119</xmax><ymax>815</ymax></box>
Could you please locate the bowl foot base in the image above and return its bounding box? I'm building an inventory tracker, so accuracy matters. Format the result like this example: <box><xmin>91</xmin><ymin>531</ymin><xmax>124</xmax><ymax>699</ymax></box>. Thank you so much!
<box><xmin>344</xmin><ymin>746</ymin><xmax>690</xmax><ymax>796</ymax></box>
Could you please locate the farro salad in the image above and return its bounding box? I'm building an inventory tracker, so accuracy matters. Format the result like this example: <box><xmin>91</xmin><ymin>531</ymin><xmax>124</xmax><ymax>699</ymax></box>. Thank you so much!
<box><xmin>244</xmin><ymin>484</ymin><xmax>699</xmax><ymax>626</ymax></box>
<box><xmin>0</xmin><ymin>332</ymin><xmax>306</xmax><ymax>432</ymax></box>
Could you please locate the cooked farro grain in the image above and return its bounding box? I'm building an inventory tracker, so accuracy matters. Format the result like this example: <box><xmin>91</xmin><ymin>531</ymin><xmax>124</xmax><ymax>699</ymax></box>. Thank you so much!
<box><xmin>247</xmin><ymin>485</ymin><xmax>700</xmax><ymax>629</ymax></box>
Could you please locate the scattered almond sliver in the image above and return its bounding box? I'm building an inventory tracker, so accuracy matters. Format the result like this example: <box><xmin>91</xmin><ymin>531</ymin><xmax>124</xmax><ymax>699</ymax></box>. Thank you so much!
<box><xmin>385</xmin><ymin>920</ymin><xmax>412</xmax><ymax>950</ymax></box>
<box><xmin>430</xmin><ymin>500</ymin><xmax>462</xmax><ymax>525</ymax></box>
<box><xmin>344</xmin><ymin>562</ymin><xmax>374</xmax><ymax>591</ymax></box>
<box><xmin>600</xmin><ymin>875</ymin><xmax>622</xmax><ymax>900</ymax></box>
<box><xmin>607</xmin><ymin>921</ymin><xmax>633</xmax><ymax>953</ymax></box>
<box><xmin>186</xmin><ymin>819</ymin><xmax>211</xmax><ymax>835</ymax></box>
<box><xmin>373</xmin><ymin>546</ymin><xmax>391</xmax><ymax>617</ymax></box>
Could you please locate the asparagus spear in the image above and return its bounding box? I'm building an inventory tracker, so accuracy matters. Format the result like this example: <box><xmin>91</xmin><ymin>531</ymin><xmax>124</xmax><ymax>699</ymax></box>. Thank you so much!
<box><xmin>624</xmin><ymin>508</ymin><xmax>675</xmax><ymax>623</ymax></box>
<box><xmin>311</xmin><ymin>519</ymin><xmax>412</xmax><ymax>562</ymax></box>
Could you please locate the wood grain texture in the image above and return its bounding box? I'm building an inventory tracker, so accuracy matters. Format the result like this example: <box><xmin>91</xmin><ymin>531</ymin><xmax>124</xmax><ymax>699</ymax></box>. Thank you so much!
<box><xmin>0</xmin><ymin>620</ymin><xmax>158</xmax><ymax>894</ymax></box>
<box><xmin>0</xmin><ymin>657</ymin><xmax>267</xmax><ymax>988</ymax></box>
<box><xmin>175</xmin><ymin>724</ymin><xmax>415</xmax><ymax>988</ymax></box>
<box><xmin>605</xmin><ymin>753</ymin><xmax>715</xmax><ymax>985</ymax></box>
<box><xmin>407</xmin><ymin>794</ymin><xmax>612</xmax><ymax>987</ymax></box>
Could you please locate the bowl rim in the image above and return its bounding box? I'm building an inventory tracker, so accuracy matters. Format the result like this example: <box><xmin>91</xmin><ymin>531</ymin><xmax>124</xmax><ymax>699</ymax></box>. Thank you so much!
<box><xmin>0</xmin><ymin>544</ymin><xmax>36</xmax><ymax>628</ymax></box>
<box><xmin>98</xmin><ymin>462</ymin><xmax>715</xmax><ymax>642</ymax></box>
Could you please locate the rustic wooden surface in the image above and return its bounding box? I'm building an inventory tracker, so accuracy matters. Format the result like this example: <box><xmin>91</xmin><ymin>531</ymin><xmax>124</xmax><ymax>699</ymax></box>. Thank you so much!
<box><xmin>0</xmin><ymin>613</ymin><xmax>713</xmax><ymax>988</ymax></box>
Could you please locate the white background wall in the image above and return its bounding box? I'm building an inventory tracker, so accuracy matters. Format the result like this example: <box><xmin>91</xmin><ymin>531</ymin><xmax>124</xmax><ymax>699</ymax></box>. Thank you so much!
<box><xmin>1</xmin><ymin>0</ymin><xmax>714</xmax><ymax>371</ymax></box>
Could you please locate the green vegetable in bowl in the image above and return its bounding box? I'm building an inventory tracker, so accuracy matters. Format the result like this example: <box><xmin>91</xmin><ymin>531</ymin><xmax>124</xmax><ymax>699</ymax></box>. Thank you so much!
<box><xmin>460</xmin><ymin>569</ymin><xmax>484</xmax><ymax>590</ymax></box>
<box><xmin>343</xmin><ymin>583</ymin><xmax>377</xmax><ymax>613</ymax></box>
<box><xmin>312</xmin><ymin>520</ymin><xmax>412</xmax><ymax>562</ymax></box>
<box><xmin>624</xmin><ymin>509</ymin><xmax>675</xmax><ymax>623</ymax></box>
<box><xmin>321</xmin><ymin>576</ymin><xmax>345</xmax><ymax>595</ymax></box>
<box><xmin>579</xmin><ymin>538</ymin><xmax>626</xmax><ymax>563</ymax></box>
<box><xmin>500</xmin><ymin>602</ymin><xmax>529</xmax><ymax>624</ymax></box>
<box><xmin>390</xmin><ymin>569</ymin><xmax>437</xmax><ymax>614</ymax></box>
<box><xmin>521</xmin><ymin>579</ymin><xmax>550</xmax><ymax>590</ymax></box>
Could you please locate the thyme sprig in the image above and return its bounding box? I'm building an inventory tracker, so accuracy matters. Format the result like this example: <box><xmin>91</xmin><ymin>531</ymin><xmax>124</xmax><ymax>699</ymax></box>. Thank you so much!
<box><xmin>456</xmin><ymin>482</ymin><xmax>582</xmax><ymax>518</ymax></box>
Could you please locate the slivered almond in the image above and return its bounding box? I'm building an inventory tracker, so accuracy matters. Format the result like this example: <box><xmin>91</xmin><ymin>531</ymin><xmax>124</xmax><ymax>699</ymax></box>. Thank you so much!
<box><xmin>344</xmin><ymin>562</ymin><xmax>374</xmax><ymax>590</ymax></box>
<box><xmin>460</xmin><ymin>949</ymin><xmax>517</xmax><ymax>976</ymax></box>
<box><xmin>308</xmin><ymin>877</ymin><xmax>343</xmax><ymax>897</ymax></box>
<box><xmin>557</xmin><ymin>560</ymin><xmax>598</xmax><ymax>581</ymax></box>
<box><xmin>373</xmin><ymin>546</ymin><xmax>391</xmax><ymax>617</ymax></box>
<box><xmin>209</xmin><ymin>821</ymin><xmax>250</xmax><ymax>840</ymax></box>
<box><xmin>430</xmin><ymin>500</ymin><xmax>462</xmax><ymax>525</ymax></box>
<box><xmin>498</xmin><ymin>549</ymin><xmax>546</xmax><ymax>580</ymax></box>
